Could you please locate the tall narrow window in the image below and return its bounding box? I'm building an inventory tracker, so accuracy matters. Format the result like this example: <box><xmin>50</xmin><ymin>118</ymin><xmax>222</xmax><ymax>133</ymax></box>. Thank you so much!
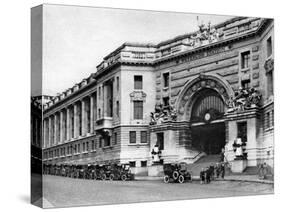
<box><xmin>267</xmin><ymin>71</ymin><xmax>273</xmax><ymax>96</ymax></box>
<box><xmin>157</xmin><ymin>132</ymin><xmax>164</xmax><ymax>150</ymax></box>
<box><xmin>91</xmin><ymin>140</ymin><xmax>95</xmax><ymax>151</ymax></box>
<box><xmin>271</xmin><ymin>110</ymin><xmax>274</xmax><ymax>127</ymax></box>
<box><xmin>116</xmin><ymin>101</ymin><xmax>120</xmax><ymax>118</ymax></box>
<box><xmin>162</xmin><ymin>97</ymin><xmax>170</xmax><ymax>107</ymax></box>
<box><xmin>129</xmin><ymin>131</ymin><xmax>136</xmax><ymax>144</ymax></box>
<box><xmin>237</xmin><ymin>122</ymin><xmax>247</xmax><ymax>143</ymax></box>
<box><xmin>241</xmin><ymin>79</ymin><xmax>251</xmax><ymax>89</ymax></box>
<box><xmin>134</xmin><ymin>75</ymin><xmax>143</xmax><ymax>90</ymax></box>
<box><xmin>105</xmin><ymin>136</ymin><xmax>111</xmax><ymax>147</ymax></box>
<box><xmin>114</xmin><ymin>132</ymin><xmax>118</xmax><ymax>145</ymax></box>
<box><xmin>116</xmin><ymin>76</ymin><xmax>119</xmax><ymax>91</ymax></box>
<box><xmin>267</xmin><ymin>37</ymin><xmax>272</xmax><ymax>57</ymax></box>
<box><xmin>99</xmin><ymin>138</ymin><xmax>102</xmax><ymax>148</ymax></box>
<box><xmin>163</xmin><ymin>72</ymin><xmax>170</xmax><ymax>88</ymax></box>
<box><xmin>140</xmin><ymin>131</ymin><xmax>147</xmax><ymax>143</ymax></box>
<box><xmin>133</xmin><ymin>101</ymin><xmax>143</xmax><ymax>119</ymax></box>
<box><xmin>241</xmin><ymin>51</ymin><xmax>250</xmax><ymax>69</ymax></box>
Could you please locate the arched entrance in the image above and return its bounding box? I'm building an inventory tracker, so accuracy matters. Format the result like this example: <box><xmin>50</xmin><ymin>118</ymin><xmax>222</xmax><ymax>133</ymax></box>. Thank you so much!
<box><xmin>190</xmin><ymin>89</ymin><xmax>226</xmax><ymax>154</ymax></box>
<box><xmin>176</xmin><ymin>74</ymin><xmax>232</xmax><ymax>155</ymax></box>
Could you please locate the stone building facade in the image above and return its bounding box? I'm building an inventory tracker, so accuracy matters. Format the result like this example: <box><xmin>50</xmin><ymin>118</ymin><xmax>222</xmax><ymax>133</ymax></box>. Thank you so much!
<box><xmin>42</xmin><ymin>17</ymin><xmax>274</xmax><ymax>175</ymax></box>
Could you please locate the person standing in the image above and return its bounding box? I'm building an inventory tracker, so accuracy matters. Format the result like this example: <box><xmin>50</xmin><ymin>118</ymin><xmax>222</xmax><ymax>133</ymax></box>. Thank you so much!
<box><xmin>220</xmin><ymin>148</ymin><xmax>225</xmax><ymax>179</ymax></box>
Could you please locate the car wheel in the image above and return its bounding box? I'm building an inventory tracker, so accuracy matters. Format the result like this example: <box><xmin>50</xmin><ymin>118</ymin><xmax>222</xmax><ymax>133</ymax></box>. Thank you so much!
<box><xmin>163</xmin><ymin>175</ymin><xmax>170</xmax><ymax>183</ymax></box>
<box><xmin>178</xmin><ymin>175</ymin><xmax>185</xmax><ymax>184</ymax></box>
<box><xmin>109</xmin><ymin>174</ymin><xmax>115</xmax><ymax>181</ymax></box>
<box><xmin>173</xmin><ymin>171</ymin><xmax>179</xmax><ymax>180</ymax></box>
<box><xmin>101</xmin><ymin>174</ymin><xmax>107</xmax><ymax>181</ymax></box>
<box><xmin>121</xmin><ymin>174</ymin><xmax>127</xmax><ymax>181</ymax></box>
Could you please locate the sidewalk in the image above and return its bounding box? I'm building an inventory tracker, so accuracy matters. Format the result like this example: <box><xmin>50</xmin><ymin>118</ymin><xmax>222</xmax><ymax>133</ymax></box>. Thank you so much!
<box><xmin>134</xmin><ymin>175</ymin><xmax>274</xmax><ymax>184</ymax></box>
<box><xmin>218</xmin><ymin>175</ymin><xmax>274</xmax><ymax>184</ymax></box>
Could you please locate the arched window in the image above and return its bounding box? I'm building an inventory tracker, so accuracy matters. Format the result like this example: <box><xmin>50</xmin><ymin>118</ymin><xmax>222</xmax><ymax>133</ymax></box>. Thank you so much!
<box><xmin>191</xmin><ymin>89</ymin><xmax>225</xmax><ymax>123</ymax></box>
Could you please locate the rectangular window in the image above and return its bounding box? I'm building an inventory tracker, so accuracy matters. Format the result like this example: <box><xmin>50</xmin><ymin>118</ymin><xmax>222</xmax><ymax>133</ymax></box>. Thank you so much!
<box><xmin>163</xmin><ymin>72</ymin><xmax>170</xmax><ymax>88</ymax></box>
<box><xmin>163</xmin><ymin>97</ymin><xmax>170</xmax><ymax>107</ymax></box>
<box><xmin>157</xmin><ymin>132</ymin><xmax>164</xmax><ymax>150</ymax></box>
<box><xmin>129</xmin><ymin>161</ymin><xmax>136</xmax><ymax>167</ymax></box>
<box><xmin>267</xmin><ymin>71</ymin><xmax>273</xmax><ymax>96</ymax></box>
<box><xmin>237</xmin><ymin>122</ymin><xmax>247</xmax><ymax>143</ymax></box>
<box><xmin>140</xmin><ymin>131</ymin><xmax>147</xmax><ymax>143</ymax></box>
<box><xmin>241</xmin><ymin>79</ymin><xmax>251</xmax><ymax>89</ymax></box>
<box><xmin>271</xmin><ymin>110</ymin><xmax>274</xmax><ymax>127</ymax></box>
<box><xmin>86</xmin><ymin>142</ymin><xmax>89</xmax><ymax>151</ymax></box>
<box><xmin>116</xmin><ymin>76</ymin><xmax>119</xmax><ymax>91</ymax></box>
<box><xmin>92</xmin><ymin>140</ymin><xmax>95</xmax><ymax>150</ymax></box>
<box><xmin>104</xmin><ymin>136</ymin><xmax>111</xmax><ymax>147</ymax></box>
<box><xmin>77</xmin><ymin>143</ymin><xmax>80</xmax><ymax>153</ymax></box>
<box><xmin>134</xmin><ymin>75</ymin><xmax>143</xmax><ymax>90</ymax></box>
<box><xmin>116</xmin><ymin>101</ymin><xmax>120</xmax><ymax>118</ymax></box>
<box><xmin>133</xmin><ymin>101</ymin><xmax>143</xmax><ymax>119</ymax></box>
<box><xmin>98</xmin><ymin>87</ymin><xmax>101</xmax><ymax>99</ymax></box>
<box><xmin>83</xmin><ymin>142</ymin><xmax>85</xmax><ymax>152</ymax></box>
<box><xmin>267</xmin><ymin>37</ymin><xmax>272</xmax><ymax>57</ymax></box>
<box><xmin>129</xmin><ymin>131</ymin><xmax>136</xmax><ymax>144</ymax></box>
<box><xmin>241</xmin><ymin>51</ymin><xmax>250</xmax><ymax>69</ymax></box>
<box><xmin>141</xmin><ymin>161</ymin><xmax>147</xmax><ymax>167</ymax></box>
<box><xmin>266</xmin><ymin>112</ymin><xmax>270</xmax><ymax>129</ymax></box>
<box><xmin>99</xmin><ymin>138</ymin><xmax>102</xmax><ymax>148</ymax></box>
<box><xmin>114</xmin><ymin>132</ymin><xmax>118</xmax><ymax>145</ymax></box>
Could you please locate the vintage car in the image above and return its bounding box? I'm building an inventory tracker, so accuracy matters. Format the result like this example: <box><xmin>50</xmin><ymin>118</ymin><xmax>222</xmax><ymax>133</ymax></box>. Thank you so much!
<box><xmin>90</xmin><ymin>164</ymin><xmax>105</xmax><ymax>180</ymax></box>
<box><xmin>119</xmin><ymin>164</ymin><xmax>134</xmax><ymax>181</ymax></box>
<box><xmin>108</xmin><ymin>164</ymin><xmax>122</xmax><ymax>180</ymax></box>
<box><xmin>163</xmin><ymin>162</ymin><xmax>192</xmax><ymax>183</ymax></box>
<box><xmin>99</xmin><ymin>164</ymin><xmax>112</xmax><ymax>180</ymax></box>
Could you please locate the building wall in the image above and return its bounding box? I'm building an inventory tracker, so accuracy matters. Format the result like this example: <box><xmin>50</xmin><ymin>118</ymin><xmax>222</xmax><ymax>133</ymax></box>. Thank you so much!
<box><xmin>42</xmin><ymin>17</ymin><xmax>274</xmax><ymax>172</ymax></box>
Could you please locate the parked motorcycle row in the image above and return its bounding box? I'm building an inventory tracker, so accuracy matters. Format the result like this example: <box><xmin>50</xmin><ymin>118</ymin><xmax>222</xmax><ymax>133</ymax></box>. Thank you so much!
<box><xmin>43</xmin><ymin>163</ymin><xmax>135</xmax><ymax>181</ymax></box>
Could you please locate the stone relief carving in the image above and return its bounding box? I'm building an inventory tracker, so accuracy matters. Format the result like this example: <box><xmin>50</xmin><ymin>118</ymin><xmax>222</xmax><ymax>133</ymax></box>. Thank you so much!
<box><xmin>177</xmin><ymin>79</ymin><xmax>228</xmax><ymax>115</ymax></box>
<box><xmin>264</xmin><ymin>58</ymin><xmax>274</xmax><ymax>74</ymax></box>
<box><xmin>130</xmin><ymin>91</ymin><xmax>147</xmax><ymax>102</ymax></box>
<box><xmin>227</xmin><ymin>87</ymin><xmax>261</xmax><ymax>112</ymax></box>
<box><xmin>186</xmin><ymin>22</ymin><xmax>223</xmax><ymax>48</ymax></box>
<box><xmin>150</xmin><ymin>103</ymin><xmax>177</xmax><ymax>125</ymax></box>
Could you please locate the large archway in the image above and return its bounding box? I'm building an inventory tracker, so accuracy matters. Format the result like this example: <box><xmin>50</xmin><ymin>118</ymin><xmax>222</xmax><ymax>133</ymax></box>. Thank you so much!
<box><xmin>175</xmin><ymin>74</ymin><xmax>232</xmax><ymax>154</ymax></box>
<box><xmin>190</xmin><ymin>88</ymin><xmax>226</xmax><ymax>154</ymax></box>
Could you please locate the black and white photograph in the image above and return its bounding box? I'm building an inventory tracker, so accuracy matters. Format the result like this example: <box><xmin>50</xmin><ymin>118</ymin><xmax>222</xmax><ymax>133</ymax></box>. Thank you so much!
<box><xmin>30</xmin><ymin>3</ymin><xmax>274</xmax><ymax>209</ymax></box>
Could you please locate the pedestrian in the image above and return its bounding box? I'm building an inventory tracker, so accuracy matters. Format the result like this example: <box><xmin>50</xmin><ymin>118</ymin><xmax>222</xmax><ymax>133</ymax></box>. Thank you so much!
<box><xmin>220</xmin><ymin>163</ymin><xmax>225</xmax><ymax>179</ymax></box>
<box><xmin>200</xmin><ymin>168</ymin><xmax>206</xmax><ymax>184</ymax></box>
<box><xmin>220</xmin><ymin>147</ymin><xmax>225</xmax><ymax>162</ymax></box>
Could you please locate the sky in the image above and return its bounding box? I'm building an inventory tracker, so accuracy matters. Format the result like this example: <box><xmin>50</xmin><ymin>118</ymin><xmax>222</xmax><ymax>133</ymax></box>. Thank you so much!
<box><xmin>39</xmin><ymin>4</ymin><xmax>234</xmax><ymax>96</ymax></box>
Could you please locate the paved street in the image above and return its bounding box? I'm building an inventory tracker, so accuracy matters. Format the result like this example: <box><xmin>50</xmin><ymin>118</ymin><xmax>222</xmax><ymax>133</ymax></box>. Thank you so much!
<box><xmin>43</xmin><ymin>175</ymin><xmax>273</xmax><ymax>208</ymax></box>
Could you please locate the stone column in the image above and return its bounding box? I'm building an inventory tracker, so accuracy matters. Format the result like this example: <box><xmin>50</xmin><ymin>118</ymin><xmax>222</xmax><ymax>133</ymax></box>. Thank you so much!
<box><xmin>48</xmin><ymin>116</ymin><xmax>52</xmax><ymax>147</ymax></box>
<box><xmin>74</xmin><ymin>103</ymin><xmax>78</xmax><ymax>138</ymax></box>
<box><xmin>103</xmin><ymin>84</ymin><xmax>108</xmax><ymax>117</ymax></box>
<box><xmin>81</xmin><ymin>99</ymin><xmax>86</xmax><ymax>136</ymax></box>
<box><xmin>60</xmin><ymin>110</ymin><xmax>64</xmax><ymax>143</ymax></box>
<box><xmin>54</xmin><ymin>114</ymin><xmax>58</xmax><ymax>145</ymax></box>
<box><xmin>66</xmin><ymin>107</ymin><xmax>70</xmax><ymax>141</ymax></box>
<box><xmin>43</xmin><ymin>119</ymin><xmax>47</xmax><ymax>148</ymax></box>
<box><xmin>90</xmin><ymin>95</ymin><xmax>94</xmax><ymax>133</ymax></box>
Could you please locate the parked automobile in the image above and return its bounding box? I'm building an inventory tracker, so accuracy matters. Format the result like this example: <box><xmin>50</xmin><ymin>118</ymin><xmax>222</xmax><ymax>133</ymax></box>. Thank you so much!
<box><xmin>163</xmin><ymin>162</ymin><xmax>192</xmax><ymax>183</ymax></box>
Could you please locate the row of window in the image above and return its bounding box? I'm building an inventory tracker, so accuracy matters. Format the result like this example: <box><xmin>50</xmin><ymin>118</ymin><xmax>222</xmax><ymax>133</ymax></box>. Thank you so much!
<box><xmin>129</xmin><ymin>160</ymin><xmax>147</xmax><ymax>167</ymax></box>
<box><xmin>129</xmin><ymin>131</ymin><xmax>148</xmax><ymax>144</ymax></box>
<box><xmin>265</xmin><ymin>110</ymin><xmax>274</xmax><ymax>130</ymax></box>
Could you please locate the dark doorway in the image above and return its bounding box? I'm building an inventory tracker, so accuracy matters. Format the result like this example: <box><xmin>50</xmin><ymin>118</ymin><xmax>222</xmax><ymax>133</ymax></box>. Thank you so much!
<box><xmin>191</xmin><ymin>122</ymin><xmax>225</xmax><ymax>155</ymax></box>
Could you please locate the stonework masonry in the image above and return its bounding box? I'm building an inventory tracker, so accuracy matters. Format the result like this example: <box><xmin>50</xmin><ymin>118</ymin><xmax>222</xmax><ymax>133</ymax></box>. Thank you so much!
<box><xmin>41</xmin><ymin>17</ymin><xmax>274</xmax><ymax>175</ymax></box>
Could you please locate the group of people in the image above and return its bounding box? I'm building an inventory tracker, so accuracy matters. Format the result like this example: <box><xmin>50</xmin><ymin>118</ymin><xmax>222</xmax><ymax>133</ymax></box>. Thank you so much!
<box><xmin>200</xmin><ymin>148</ymin><xmax>227</xmax><ymax>184</ymax></box>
